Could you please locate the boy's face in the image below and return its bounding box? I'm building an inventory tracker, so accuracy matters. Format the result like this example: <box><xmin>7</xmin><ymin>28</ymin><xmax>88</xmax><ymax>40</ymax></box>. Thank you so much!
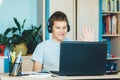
<box><xmin>52</xmin><ymin>21</ymin><xmax>68</xmax><ymax>43</ymax></box>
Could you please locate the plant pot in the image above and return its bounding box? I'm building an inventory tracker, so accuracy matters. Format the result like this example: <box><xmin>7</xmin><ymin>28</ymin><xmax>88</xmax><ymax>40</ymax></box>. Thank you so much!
<box><xmin>13</xmin><ymin>43</ymin><xmax>28</xmax><ymax>56</ymax></box>
<box><xmin>0</xmin><ymin>44</ymin><xmax>5</xmax><ymax>56</ymax></box>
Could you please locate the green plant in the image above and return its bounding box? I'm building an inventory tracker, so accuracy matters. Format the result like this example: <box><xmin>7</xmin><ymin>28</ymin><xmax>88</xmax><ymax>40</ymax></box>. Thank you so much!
<box><xmin>22</xmin><ymin>25</ymin><xmax>43</xmax><ymax>54</ymax></box>
<box><xmin>5</xmin><ymin>17</ymin><xmax>43</xmax><ymax>54</ymax></box>
<box><xmin>0</xmin><ymin>29</ymin><xmax>10</xmax><ymax>46</ymax></box>
<box><xmin>6</xmin><ymin>17</ymin><xmax>26</xmax><ymax>45</ymax></box>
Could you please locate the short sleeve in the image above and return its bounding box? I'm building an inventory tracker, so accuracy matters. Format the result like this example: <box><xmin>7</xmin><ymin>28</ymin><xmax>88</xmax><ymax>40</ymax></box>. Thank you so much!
<box><xmin>31</xmin><ymin>43</ymin><xmax>44</xmax><ymax>64</ymax></box>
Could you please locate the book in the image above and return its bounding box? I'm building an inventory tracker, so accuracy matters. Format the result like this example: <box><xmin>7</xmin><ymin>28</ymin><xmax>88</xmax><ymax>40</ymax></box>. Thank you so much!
<box><xmin>117</xmin><ymin>14</ymin><xmax>120</xmax><ymax>34</ymax></box>
<box><xmin>105</xmin><ymin>16</ymin><xmax>111</xmax><ymax>34</ymax></box>
<box><xmin>112</xmin><ymin>15</ymin><xmax>117</xmax><ymax>34</ymax></box>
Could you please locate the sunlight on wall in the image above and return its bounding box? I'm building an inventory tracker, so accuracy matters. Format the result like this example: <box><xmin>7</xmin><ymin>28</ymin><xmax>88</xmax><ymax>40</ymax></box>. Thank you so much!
<box><xmin>0</xmin><ymin>0</ymin><xmax>37</xmax><ymax>33</ymax></box>
<box><xmin>0</xmin><ymin>0</ymin><xmax>3</xmax><ymax>5</ymax></box>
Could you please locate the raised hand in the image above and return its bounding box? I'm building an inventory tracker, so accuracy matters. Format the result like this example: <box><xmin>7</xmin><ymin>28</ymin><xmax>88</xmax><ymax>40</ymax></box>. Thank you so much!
<box><xmin>78</xmin><ymin>26</ymin><xmax>94</xmax><ymax>41</ymax></box>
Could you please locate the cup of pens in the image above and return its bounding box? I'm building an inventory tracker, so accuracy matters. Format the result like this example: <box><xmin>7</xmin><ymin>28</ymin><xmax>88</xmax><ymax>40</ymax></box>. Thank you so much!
<box><xmin>8</xmin><ymin>52</ymin><xmax>22</xmax><ymax>76</ymax></box>
<box><xmin>9</xmin><ymin>62</ymin><xmax>22</xmax><ymax>76</ymax></box>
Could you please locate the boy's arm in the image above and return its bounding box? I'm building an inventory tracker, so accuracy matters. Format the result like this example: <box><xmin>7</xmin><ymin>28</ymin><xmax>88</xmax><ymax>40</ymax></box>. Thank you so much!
<box><xmin>32</xmin><ymin>61</ymin><xmax>42</xmax><ymax>71</ymax></box>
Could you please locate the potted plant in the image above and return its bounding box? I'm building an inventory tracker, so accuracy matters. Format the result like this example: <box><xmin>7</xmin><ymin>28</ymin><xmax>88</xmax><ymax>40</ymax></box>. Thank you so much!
<box><xmin>5</xmin><ymin>17</ymin><xmax>27</xmax><ymax>56</ymax></box>
<box><xmin>5</xmin><ymin>17</ymin><xmax>42</xmax><ymax>55</ymax></box>
<box><xmin>0</xmin><ymin>33</ymin><xmax>9</xmax><ymax>46</ymax></box>
<box><xmin>22</xmin><ymin>25</ymin><xmax>42</xmax><ymax>54</ymax></box>
<box><xmin>0</xmin><ymin>30</ymin><xmax>11</xmax><ymax>56</ymax></box>
<box><xmin>0</xmin><ymin>33</ymin><xmax>6</xmax><ymax>56</ymax></box>
<box><xmin>7</xmin><ymin>17</ymin><xmax>26</xmax><ymax>44</ymax></box>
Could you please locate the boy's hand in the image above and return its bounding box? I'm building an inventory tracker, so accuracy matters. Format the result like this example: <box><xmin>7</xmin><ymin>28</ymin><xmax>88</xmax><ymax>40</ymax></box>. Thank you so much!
<box><xmin>78</xmin><ymin>26</ymin><xmax>94</xmax><ymax>41</ymax></box>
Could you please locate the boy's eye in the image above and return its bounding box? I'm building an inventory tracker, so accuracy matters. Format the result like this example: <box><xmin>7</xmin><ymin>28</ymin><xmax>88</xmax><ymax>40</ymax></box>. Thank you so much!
<box><xmin>56</xmin><ymin>27</ymin><xmax>60</xmax><ymax>29</ymax></box>
<box><xmin>63</xmin><ymin>26</ymin><xmax>67</xmax><ymax>29</ymax></box>
<box><xmin>55</xmin><ymin>26</ymin><xmax>67</xmax><ymax>29</ymax></box>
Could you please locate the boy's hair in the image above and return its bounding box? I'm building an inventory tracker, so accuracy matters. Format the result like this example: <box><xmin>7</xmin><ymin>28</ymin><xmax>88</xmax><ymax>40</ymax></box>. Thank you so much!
<box><xmin>47</xmin><ymin>11</ymin><xmax>70</xmax><ymax>33</ymax></box>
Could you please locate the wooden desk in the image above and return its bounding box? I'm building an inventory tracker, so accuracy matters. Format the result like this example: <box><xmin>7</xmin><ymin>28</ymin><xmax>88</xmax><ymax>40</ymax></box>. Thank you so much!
<box><xmin>0</xmin><ymin>72</ymin><xmax>120</xmax><ymax>80</ymax></box>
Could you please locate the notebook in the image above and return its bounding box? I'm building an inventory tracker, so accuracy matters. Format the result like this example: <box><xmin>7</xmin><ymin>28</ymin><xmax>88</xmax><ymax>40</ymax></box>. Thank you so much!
<box><xmin>51</xmin><ymin>41</ymin><xmax>107</xmax><ymax>76</ymax></box>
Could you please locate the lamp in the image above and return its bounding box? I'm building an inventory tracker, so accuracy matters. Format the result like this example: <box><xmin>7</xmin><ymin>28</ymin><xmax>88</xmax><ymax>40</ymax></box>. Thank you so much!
<box><xmin>0</xmin><ymin>0</ymin><xmax>3</xmax><ymax>5</ymax></box>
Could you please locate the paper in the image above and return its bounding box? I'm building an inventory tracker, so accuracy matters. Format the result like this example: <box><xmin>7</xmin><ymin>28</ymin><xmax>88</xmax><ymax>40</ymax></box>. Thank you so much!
<box><xmin>21</xmin><ymin>71</ymin><xmax>51</xmax><ymax>78</ymax></box>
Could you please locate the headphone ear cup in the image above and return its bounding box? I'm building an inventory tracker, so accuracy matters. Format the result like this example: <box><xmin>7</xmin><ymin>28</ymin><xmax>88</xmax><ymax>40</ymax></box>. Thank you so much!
<box><xmin>67</xmin><ymin>25</ymin><xmax>70</xmax><ymax>32</ymax></box>
<box><xmin>48</xmin><ymin>24</ymin><xmax>52</xmax><ymax>33</ymax></box>
<box><xmin>47</xmin><ymin>20</ymin><xmax>52</xmax><ymax>33</ymax></box>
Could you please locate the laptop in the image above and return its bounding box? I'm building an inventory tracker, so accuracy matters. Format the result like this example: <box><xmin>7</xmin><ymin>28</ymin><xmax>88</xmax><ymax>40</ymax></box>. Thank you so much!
<box><xmin>51</xmin><ymin>41</ymin><xmax>107</xmax><ymax>76</ymax></box>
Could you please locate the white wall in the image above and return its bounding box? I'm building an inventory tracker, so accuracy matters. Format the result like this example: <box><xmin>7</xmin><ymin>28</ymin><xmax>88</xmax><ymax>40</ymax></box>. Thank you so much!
<box><xmin>37</xmin><ymin>0</ymin><xmax>43</xmax><ymax>26</ymax></box>
<box><xmin>48</xmin><ymin>0</ymin><xmax>99</xmax><ymax>40</ymax></box>
<box><xmin>77</xmin><ymin>0</ymin><xmax>99</xmax><ymax>41</ymax></box>
<box><xmin>0</xmin><ymin>58</ymin><xmax>4</xmax><ymax>73</ymax></box>
<box><xmin>49</xmin><ymin>0</ymin><xmax>76</xmax><ymax>40</ymax></box>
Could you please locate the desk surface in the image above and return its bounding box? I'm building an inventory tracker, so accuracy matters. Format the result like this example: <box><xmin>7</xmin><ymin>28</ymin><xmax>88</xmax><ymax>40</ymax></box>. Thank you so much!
<box><xmin>0</xmin><ymin>72</ymin><xmax>120</xmax><ymax>80</ymax></box>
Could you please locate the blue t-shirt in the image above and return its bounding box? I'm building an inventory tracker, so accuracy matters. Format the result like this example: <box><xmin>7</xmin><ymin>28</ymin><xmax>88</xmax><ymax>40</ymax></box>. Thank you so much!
<box><xmin>31</xmin><ymin>38</ymin><xmax>69</xmax><ymax>72</ymax></box>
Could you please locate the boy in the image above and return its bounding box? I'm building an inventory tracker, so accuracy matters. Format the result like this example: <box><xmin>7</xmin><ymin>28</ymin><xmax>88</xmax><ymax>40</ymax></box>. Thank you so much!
<box><xmin>31</xmin><ymin>11</ymin><xmax>94</xmax><ymax>72</ymax></box>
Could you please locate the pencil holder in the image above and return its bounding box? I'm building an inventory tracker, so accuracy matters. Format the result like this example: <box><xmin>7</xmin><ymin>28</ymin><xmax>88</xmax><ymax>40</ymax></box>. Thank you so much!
<box><xmin>9</xmin><ymin>62</ymin><xmax>22</xmax><ymax>76</ymax></box>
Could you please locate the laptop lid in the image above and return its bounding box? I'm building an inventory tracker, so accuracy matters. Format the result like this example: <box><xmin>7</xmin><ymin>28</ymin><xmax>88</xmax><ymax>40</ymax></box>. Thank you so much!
<box><xmin>59</xmin><ymin>41</ymin><xmax>107</xmax><ymax>76</ymax></box>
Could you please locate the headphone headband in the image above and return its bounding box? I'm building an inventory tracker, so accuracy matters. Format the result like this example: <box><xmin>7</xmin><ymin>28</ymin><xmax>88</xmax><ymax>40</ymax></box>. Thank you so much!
<box><xmin>47</xmin><ymin>11</ymin><xmax>70</xmax><ymax>33</ymax></box>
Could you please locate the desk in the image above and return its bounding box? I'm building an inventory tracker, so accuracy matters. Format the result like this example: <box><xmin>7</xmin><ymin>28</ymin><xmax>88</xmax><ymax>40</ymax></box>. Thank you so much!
<box><xmin>0</xmin><ymin>72</ymin><xmax>120</xmax><ymax>80</ymax></box>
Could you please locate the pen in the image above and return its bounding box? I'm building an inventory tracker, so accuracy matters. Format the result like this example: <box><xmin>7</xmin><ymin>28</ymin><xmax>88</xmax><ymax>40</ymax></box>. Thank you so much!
<box><xmin>7</xmin><ymin>52</ymin><xmax>10</xmax><ymax>62</ymax></box>
<box><xmin>12</xmin><ymin>52</ymin><xmax>16</xmax><ymax>63</ymax></box>
<box><xmin>15</xmin><ymin>52</ymin><xmax>22</xmax><ymax>63</ymax></box>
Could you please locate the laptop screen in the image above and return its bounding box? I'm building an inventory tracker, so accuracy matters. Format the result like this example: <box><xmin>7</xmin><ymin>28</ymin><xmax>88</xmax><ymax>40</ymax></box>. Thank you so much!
<box><xmin>59</xmin><ymin>41</ymin><xmax>107</xmax><ymax>76</ymax></box>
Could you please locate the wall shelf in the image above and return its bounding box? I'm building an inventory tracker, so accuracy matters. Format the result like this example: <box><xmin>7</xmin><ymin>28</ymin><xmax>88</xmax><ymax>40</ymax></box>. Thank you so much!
<box><xmin>102</xmin><ymin>34</ymin><xmax>120</xmax><ymax>37</ymax></box>
<box><xmin>100</xmin><ymin>0</ymin><xmax>120</xmax><ymax>71</ymax></box>
<box><xmin>107</xmin><ymin>57</ymin><xmax>120</xmax><ymax>60</ymax></box>
<box><xmin>103</xmin><ymin>11</ymin><xmax>120</xmax><ymax>14</ymax></box>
